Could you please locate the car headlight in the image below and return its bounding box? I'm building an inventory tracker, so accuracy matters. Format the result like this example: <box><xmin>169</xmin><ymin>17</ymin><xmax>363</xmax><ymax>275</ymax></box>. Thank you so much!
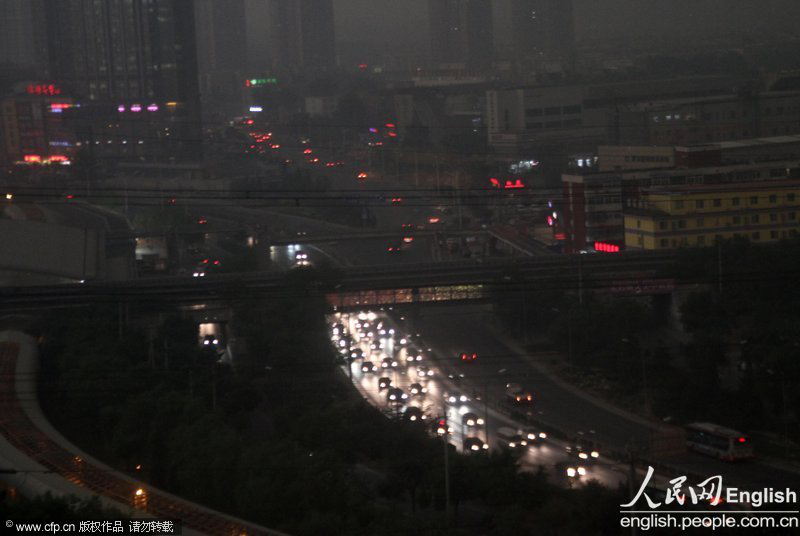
<box><xmin>421</xmin><ymin>415</ymin><xmax>427</xmax><ymax>420</ymax></box>
<box><xmin>427</xmin><ymin>371</ymin><xmax>434</xmax><ymax>376</ymax></box>
<box><xmin>477</xmin><ymin>418</ymin><xmax>484</xmax><ymax>425</ymax></box>
<box><xmin>421</xmin><ymin>388</ymin><xmax>428</xmax><ymax>393</ymax></box>
<box><xmin>410</xmin><ymin>416</ymin><xmax>417</xmax><ymax>421</ymax></box>
<box><xmin>520</xmin><ymin>440</ymin><xmax>527</xmax><ymax>446</ymax></box>
<box><xmin>577</xmin><ymin>467</ymin><xmax>587</xmax><ymax>476</ymax></box>
<box><xmin>539</xmin><ymin>433</ymin><xmax>547</xmax><ymax>439</ymax></box>
<box><xmin>567</xmin><ymin>467</ymin><xmax>576</xmax><ymax>477</ymax></box>
<box><xmin>471</xmin><ymin>445</ymin><xmax>479</xmax><ymax>451</ymax></box>
<box><xmin>579</xmin><ymin>453</ymin><xmax>588</xmax><ymax>459</ymax></box>
<box><xmin>527</xmin><ymin>433</ymin><xmax>535</xmax><ymax>440</ymax></box>
<box><xmin>591</xmin><ymin>451</ymin><xmax>599</xmax><ymax>458</ymax></box>
<box><xmin>466</xmin><ymin>419</ymin><xmax>475</xmax><ymax>426</ymax></box>
<box><xmin>509</xmin><ymin>442</ymin><xmax>516</xmax><ymax>448</ymax></box>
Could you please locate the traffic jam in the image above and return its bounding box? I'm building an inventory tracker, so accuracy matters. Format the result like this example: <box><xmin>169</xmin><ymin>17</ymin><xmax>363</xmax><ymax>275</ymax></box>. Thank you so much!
<box><xmin>329</xmin><ymin>310</ymin><xmax>626</xmax><ymax>487</ymax></box>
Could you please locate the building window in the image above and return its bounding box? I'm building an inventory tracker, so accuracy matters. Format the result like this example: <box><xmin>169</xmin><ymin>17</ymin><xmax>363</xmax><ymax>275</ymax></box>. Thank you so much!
<box><xmin>750</xmin><ymin>196</ymin><xmax>758</xmax><ymax>205</ymax></box>
<box><xmin>752</xmin><ymin>232</ymin><xmax>760</xmax><ymax>240</ymax></box>
<box><xmin>696</xmin><ymin>199</ymin><xmax>704</xmax><ymax>209</ymax></box>
<box><xmin>636</xmin><ymin>220</ymin><xmax>641</xmax><ymax>228</ymax></box>
<box><xmin>789</xmin><ymin>212</ymin><xmax>797</xmax><ymax>221</ymax></box>
<box><xmin>659</xmin><ymin>221</ymin><xmax>668</xmax><ymax>230</ymax></box>
<box><xmin>789</xmin><ymin>193</ymin><xmax>797</xmax><ymax>202</ymax></box>
<box><xmin>770</xmin><ymin>213</ymin><xmax>778</xmax><ymax>222</ymax></box>
<box><xmin>733</xmin><ymin>216</ymin><xmax>741</xmax><ymax>225</ymax></box>
<box><xmin>697</xmin><ymin>235</ymin><xmax>706</xmax><ymax>245</ymax></box>
<box><xmin>674</xmin><ymin>200</ymin><xmax>684</xmax><ymax>209</ymax></box>
<box><xmin>771</xmin><ymin>230</ymin><xmax>779</xmax><ymax>239</ymax></box>
<box><xmin>732</xmin><ymin>197</ymin><xmax>740</xmax><ymax>206</ymax></box>
<box><xmin>696</xmin><ymin>218</ymin><xmax>704</xmax><ymax>227</ymax></box>
<box><xmin>751</xmin><ymin>214</ymin><xmax>760</xmax><ymax>224</ymax></box>
<box><xmin>713</xmin><ymin>198</ymin><xmax>721</xmax><ymax>207</ymax></box>
<box><xmin>769</xmin><ymin>194</ymin><xmax>777</xmax><ymax>203</ymax></box>
<box><xmin>715</xmin><ymin>234</ymin><xmax>723</xmax><ymax>242</ymax></box>
<box><xmin>678</xmin><ymin>220</ymin><xmax>687</xmax><ymax>229</ymax></box>
<box><xmin>660</xmin><ymin>239</ymin><xmax>669</xmax><ymax>248</ymax></box>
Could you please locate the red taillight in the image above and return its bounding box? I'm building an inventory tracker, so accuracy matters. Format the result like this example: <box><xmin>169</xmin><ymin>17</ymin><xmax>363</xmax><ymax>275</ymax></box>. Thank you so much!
<box><xmin>738</xmin><ymin>437</ymin><xmax>747</xmax><ymax>443</ymax></box>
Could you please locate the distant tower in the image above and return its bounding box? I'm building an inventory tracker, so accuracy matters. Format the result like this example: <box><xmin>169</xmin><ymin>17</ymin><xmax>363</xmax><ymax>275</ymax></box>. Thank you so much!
<box><xmin>195</xmin><ymin>0</ymin><xmax>249</xmax><ymax>116</ymax></box>
<box><xmin>428</xmin><ymin>0</ymin><xmax>494</xmax><ymax>70</ymax></box>
<box><xmin>268</xmin><ymin>0</ymin><xmax>337</xmax><ymax>75</ymax></box>
<box><xmin>0</xmin><ymin>0</ymin><xmax>48</xmax><ymax>75</ymax></box>
<box><xmin>43</xmin><ymin>0</ymin><xmax>202</xmax><ymax>160</ymax></box>
<box><xmin>511</xmin><ymin>0</ymin><xmax>575</xmax><ymax>70</ymax></box>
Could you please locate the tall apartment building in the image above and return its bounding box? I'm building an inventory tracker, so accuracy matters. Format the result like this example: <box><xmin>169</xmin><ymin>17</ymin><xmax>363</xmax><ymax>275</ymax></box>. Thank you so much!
<box><xmin>0</xmin><ymin>0</ymin><xmax>48</xmax><ymax>74</ymax></box>
<box><xmin>625</xmin><ymin>181</ymin><xmax>800</xmax><ymax>250</ymax></box>
<box><xmin>428</xmin><ymin>0</ymin><xmax>493</xmax><ymax>71</ymax></box>
<box><xmin>195</xmin><ymin>0</ymin><xmax>248</xmax><ymax>119</ymax></box>
<box><xmin>43</xmin><ymin>0</ymin><xmax>202</xmax><ymax>161</ymax></box>
<box><xmin>268</xmin><ymin>0</ymin><xmax>336</xmax><ymax>75</ymax></box>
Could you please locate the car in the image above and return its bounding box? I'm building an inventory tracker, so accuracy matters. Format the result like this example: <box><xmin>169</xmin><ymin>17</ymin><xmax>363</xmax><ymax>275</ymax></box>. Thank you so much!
<box><xmin>403</xmin><ymin>406</ymin><xmax>427</xmax><ymax>422</ymax></box>
<box><xmin>505</xmin><ymin>383</ymin><xmax>534</xmax><ymax>406</ymax></box>
<box><xmin>294</xmin><ymin>252</ymin><xmax>310</xmax><ymax>266</ymax></box>
<box><xmin>496</xmin><ymin>426</ymin><xmax>527</xmax><ymax>449</ymax></box>
<box><xmin>464</xmin><ymin>437</ymin><xmax>489</xmax><ymax>452</ymax></box>
<box><xmin>386</xmin><ymin>243</ymin><xmax>402</xmax><ymax>253</ymax></box>
<box><xmin>350</xmin><ymin>349</ymin><xmax>365</xmax><ymax>360</ymax></box>
<box><xmin>460</xmin><ymin>352</ymin><xmax>478</xmax><ymax>363</ymax></box>
<box><xmin>416</xmin><ymin>365</ymin><xmax>435</xmax><ymax>378</ymax></box>
<box><xmin>447</xmin><ymin>372</ymin><xmax>466</xmax><ymax>383</ymax></box>
<box><xmin>403</xmin><ymin>236</ymin><xmax>415</xmax><ymax>243</ymax></box>
<box><xmin>386</xmin><ymin>387</ymin><xmax>408</xmax><ymax>404</ymax></box>
<box><xmin>566</xmin><ymin>465</ymin><xmax>587</xmax><ymax>478</ymax></box>
<box><xmin>567</xmin><ymin>438</ymin><xmax>600</xmax><ymax>462</ymax></box>
<box><xmin>462</xmin><ymin>412</ymin><xmax>485</xmax><ymax>428</ymax></box>
<box><xmin>409</xmin><ymin>382</ymin><xmax>428</xmax><ymax>396</ymax></box>
<box><xmin>303</xmin><ymin>148</ymin><xmax>313</xmax><ymax>155</ymax></box>
<box><xmin>378</xmin><ymin>377</ymin><xmax>392</xmax><ymax>391</ymax></box>
<box><xmin>445</xmin><ymin>392</ymin><xmax>470</xmax><ymax>405</ymax></box>
<box><xmin>203</xmin><ymin>335</ymin><xmax>220</xmax><ymax>346</ymax></box>
<box><xmin>361</xmin><ymin>361</ymin><xmax>376</xmax><ymax>373</ymax></box>
<box><xmin>401</xmin><ymin>223</ymin><xmax>415</xmax><ymax>231</ymax></box>
<box><xmin>357</xmin><ymin>172</ymin><xmax>368</xmax><ymax>180</ymax></box>
<box><xmin>525</xmin><ymin>428</ymin><xmax>548</xmax><ymax>443</ymax></box>
<box><xmin>381</xmin><ymin>356</ymin><xmax>399</xmax><ymax>369</ymax></box>
<box><xmin>405</xmin><ymin>349</ymin><xmax>423</xmax><ymax>362</ymax></box>
<box><xmin>433</xmin><ymin>417</ymin><xmax>452</xmax><ymax>436</ymax></box>
<box><xmin>391</xmin><ymin>197</ymin><xmax>404</xmax><ymax>205</ymax></box>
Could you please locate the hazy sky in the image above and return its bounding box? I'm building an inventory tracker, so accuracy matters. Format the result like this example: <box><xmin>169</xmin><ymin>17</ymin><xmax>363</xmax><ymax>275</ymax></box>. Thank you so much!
<box><xmin>331</xmin><ymin>0</ymin><xmax>800</xmax><ymax>47</ymax></box>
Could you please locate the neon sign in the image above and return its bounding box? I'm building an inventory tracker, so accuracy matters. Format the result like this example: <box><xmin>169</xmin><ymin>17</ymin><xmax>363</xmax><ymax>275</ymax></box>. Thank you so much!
<box><xmin>27</xmin><ymin>84</ymin><xmax>61</xmax><ymax>96</ymax></box>
<box><xmin>594</xmin><ymin>241</ymin><xmax>621</xmax><ymax>253</ymax></box>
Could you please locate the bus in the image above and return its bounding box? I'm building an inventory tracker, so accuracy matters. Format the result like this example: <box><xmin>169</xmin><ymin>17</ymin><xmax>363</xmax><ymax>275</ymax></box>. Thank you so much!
<box><xmin>686</xmin><ymin>423</ymin><xmax>754</xmax><ymax>461</ymax></box>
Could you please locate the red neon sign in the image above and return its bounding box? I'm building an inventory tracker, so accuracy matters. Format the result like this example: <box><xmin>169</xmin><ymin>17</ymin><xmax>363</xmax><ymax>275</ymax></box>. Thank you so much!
<box><xmin>24</xmin><ymin>155</ymin><xmax>41</xmax><ymax>163</ymax></box>
<box><xmin>27</xmin><ymin>84</ymin><xmax>61</xmax><ymax>96</ymax></box>
<box><xmin>594</xmin><ymin>241</ymin><xmax>621</xmax><ymax>253</ymax></box>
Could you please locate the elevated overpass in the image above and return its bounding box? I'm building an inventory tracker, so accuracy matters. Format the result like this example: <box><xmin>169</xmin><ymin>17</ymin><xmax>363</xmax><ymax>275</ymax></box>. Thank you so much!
<box><xmin>0</xmin><ymin>251</ymin><xmax>681</xmax><ymax>311</ymax></box>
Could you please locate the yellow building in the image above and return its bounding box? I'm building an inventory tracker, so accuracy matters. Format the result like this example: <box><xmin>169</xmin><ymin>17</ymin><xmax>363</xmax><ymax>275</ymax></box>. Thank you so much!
<box><xmin>624</xmin><ymin>180</ymin><xmax>800</xmax><ymax>249</ymax></box>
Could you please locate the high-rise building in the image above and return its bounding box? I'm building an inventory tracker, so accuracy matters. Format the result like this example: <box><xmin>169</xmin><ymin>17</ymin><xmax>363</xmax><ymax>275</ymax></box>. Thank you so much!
<box><xmin>43</xmin><ymin>0</ymin><xmax>202</xmax><ymax>161</ymax></box>
<box><xmin>195</xmin><ymin>0</ymin><xmax>249</xmax><ymax>118</ymax></box>
<box><xmin>0</xmin><ymin>0</ymin><xmax>48</xmax><ymax>75</ymax></box>
<box><xmin>510</xmin><ymin>0</ymin><xmax>575</xmax><ymax>70</ymax></box>
<box><xmin>428</xmin><ymin>0</ymin><xmax>493</xmax><ymax>70</ymax></box>
<box><xmin>268</xmin><ymin>0</ymin><xmax>336</xmax><ymax>76</ymax></box>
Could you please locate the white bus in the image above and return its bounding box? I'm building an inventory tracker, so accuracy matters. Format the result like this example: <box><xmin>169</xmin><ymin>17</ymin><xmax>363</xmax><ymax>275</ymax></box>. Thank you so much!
<box><xmin>686</xmin><ymin>423</ymin><xmax>754</xmax><ymax>461</ymax></box>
